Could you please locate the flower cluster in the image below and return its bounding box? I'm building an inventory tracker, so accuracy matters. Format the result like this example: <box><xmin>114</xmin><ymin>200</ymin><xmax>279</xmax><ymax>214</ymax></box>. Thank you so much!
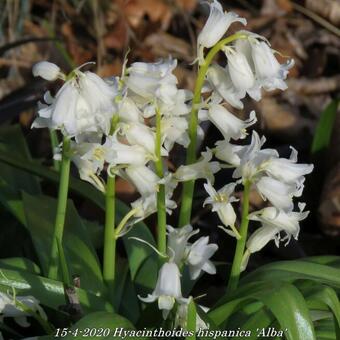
<box><xmin>31</xmin><ymin>0</ymin><xmax>313</xmax><ymax>329</ymax></box>
<box><xmin>139</xmin><ymin>224</ymin><xmax>217</xmax><ymax>324</ymax></box>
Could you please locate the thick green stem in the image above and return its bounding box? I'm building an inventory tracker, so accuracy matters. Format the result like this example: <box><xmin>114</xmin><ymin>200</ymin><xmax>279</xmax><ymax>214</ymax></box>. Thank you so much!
<box><xmin>155</xmin><ymin>108</ymin><xmax>167</xmax><ymax>254</ymax></box>
<box><xmin>227</xmin><ymin>181</ymin><xmax>251</xmax><ymax>293</ymax></box>
<box><xmin>48</xmin><ymin>137</ymin><xmax>71</xmax><ymax>280</ymax></box>
<box><xmin>178</xmin><ymin>33</ymin><xmax>247</xmax><ymax>227</ymax></box>
<box><xmin>103</xmin><ymin>174</ymin><xmax>116</xmax><ymax>290</ymax></box>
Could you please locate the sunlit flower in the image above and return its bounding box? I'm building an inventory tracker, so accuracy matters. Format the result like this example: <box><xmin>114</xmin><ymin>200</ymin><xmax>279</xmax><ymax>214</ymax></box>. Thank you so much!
<box><xmin>197</xmin><ymin>0</ymin><xmax>246</xmax><ymax>63</ymax></box>
<box><xmin>32</xmin><ymin>63</ymin><xmax>117</xmax><ymax>137</ymax></box>
<box><xmin>126</xmin><ymin>58</ymin><xmax>177</xmax><ymax>102</ymax></box>
<box><xmin>161</xmin><ymin>116</ymin><xmax>189</xmax><ymax>152</ymax></box>
<box><xmin>138</xmin><ymin>262</ymin><xmax>185</xmax><ymax>319</ymax></box>
<box><xmin>206</xmin><ymin>64</ymin><xmax>244</xmax><ymax>109</ymax></box>
<box><xmin>208</xmin><ymin>104</ymin><xmax>257</xmax><ymax>140</ymax></box>
<box><xmin>175</xmin><ymin>149</ymin><xmax>220</xmax><ymax>183</ymax></box>
<box><xmin>203</xmin><ymin>181</ymin><xmax>240</xmax><ymax>238</ymax></box>
<box><xmin>32</xmin><ymin>61</ymin><xmax>64</xmax><ymax>81</ymax></box>
<box><xmin>186</xmin><ymin>236</ymin><xmax>218</xmax><ymax>280</ymax></box>
<box><xmin>242</xmin><ymin>203</ymin><xmax>308</xmax><ymax>270</ymax></box>
<box><xmin>251</xmin><ymin>40</ymin><xmax>294</xmax><ymax>91</ymax></box>
<box><xmin>223</xmin><ymin>48</ymin><xmax>261</xmax><ymax>101</ymax></box>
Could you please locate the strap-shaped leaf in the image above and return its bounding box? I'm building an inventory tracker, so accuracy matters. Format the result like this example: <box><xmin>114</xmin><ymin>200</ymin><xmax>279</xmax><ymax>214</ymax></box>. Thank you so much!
<box><xmin>22</xmin><ymin>193</ymin><xmax>105</xmax><ymax>295</ymax></box>
<box><xmin>0</xmin><ymin>267</ymin><xmax>113</xmax><ymax>313</ymax></box>
<box><xmin>241</xmin><ymin>260</ymin><xmax>340</xmax><ymax>288</ymax></box>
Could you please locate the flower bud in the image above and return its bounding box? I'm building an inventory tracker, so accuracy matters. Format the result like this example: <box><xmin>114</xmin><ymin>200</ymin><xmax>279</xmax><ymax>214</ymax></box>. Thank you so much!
<box><xmin>32</xmin><ymin>61</ymin><xmax>62</xmax><ymax>81</ymax></box>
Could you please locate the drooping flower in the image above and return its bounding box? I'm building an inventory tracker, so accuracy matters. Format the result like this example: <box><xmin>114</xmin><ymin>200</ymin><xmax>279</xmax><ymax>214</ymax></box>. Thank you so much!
<box><xmin>203</xmin><ymin>181</ymin><xmax>240</xmax><ymax>238</ymax></box>
<box><xmin>138</xmin><ymin>262</ymin><xmax>185</xmax><ymax>319</ymax></box>
<box><xmin>167</xmin><ymin>225</ymin><xmax>199</xmax><ymax>265</ymax></box>
<box><xmin>32</xmin><ymin>62</ymin><xmax>118</xmax><ymax>137</ymax></box>
<box><xmin>186</xmin><ymin>236</ymin><xmax>218</xmax><ymax>280</ymax></box>
<box><xmin>126</xmin><ymin>58</ymin><xmax>177</xmax><ymax>102</ymax></box>
<box><xmin>206</xmin><ymin>64</ymin><xmax>244</xmax><ymax>109</ymax></box>
<box><xmin>0</xmin><ymin>292</ymin><xmax>47</xmax><ymax>328</ymax></box>
<box><xmin>241</xmin><ymin>204</ymin><xmax>309</xmax><ymax>270</ymax></box>
<box><xmin>214</xmin><ymin>140</ymin><xmax>243</xmax><ymax>166</ymax></box>
<box><xmin>208</xmin><ymin>104</ymin><xmax>257</xmax><ymax>140</ymax></box>
<box><xmin>255</xmin><ymin>176</ymin><xmax>303</xmax><ymax>211</ymax></box>
<box><xmin>175</xmin><ymin>149</ymin><xmax>220</xmax><ymax>184</ymax></box>
<box><xmin>251</xmin><ymin>40</ymin><xmax>294</xmax><ymax>91</ymax></box>
<box><xmin>223</xmin><ymin>48</ymin><xmax>261</xmax><ymax>101</ymax></box>
<box><xmin>32</xmin><ymin>61</ymin><xmax>64</xmax><ymax>81</ymax></box>
<box><xmin>161</xmin><ymin>116</ymin><xmax>189</xmax><ymax>152</ymax></box>
<box><xmin>197</xmin><ymin>0</ymin><xmax>246</xmax><ymax>63</ymax></box>
<box><xmin>125</xmin><ymin>165</ymin><xmax>160</xmax><ymax>197</ymax></box>
<box><xmin>261</xmin><ymin>147</ymin><xmax>314</xmax><ymax>185</ymax></box>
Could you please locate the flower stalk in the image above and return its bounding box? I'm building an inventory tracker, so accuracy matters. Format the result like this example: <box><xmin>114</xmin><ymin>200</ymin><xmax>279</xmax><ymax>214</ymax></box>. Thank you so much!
<box><xmin>103</xmin><ymin>174</ymin><xmax>116</xmax><ymax>290</ymax></box>
<box><xmin>179</xmin><ymin>33</ymin><xmax>247</xmax><ymax>227</ymax></box>
<box><xmin>48</xmin><ymin>136</ymin><xmax>71</xmax><ymax>280</ymax></box>
<box><xmin>155</xmin><ymin>108</ymin><xmax>167</xmax><ymax>254</ymax></box>
<box><xmin>226</xmin><ymin>180</ymin><xmax>251</xmax><ymax>293</ymax></box>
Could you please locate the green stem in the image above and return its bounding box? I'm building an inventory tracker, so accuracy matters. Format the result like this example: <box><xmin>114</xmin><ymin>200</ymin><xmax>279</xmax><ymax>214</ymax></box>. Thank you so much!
<box><xmin>226</xmin><ymin>181</ymin><xmax>251</xmax><ymax>293</ymax></box>
<box><xmin>103</xmin><ymin>174</ymin><xmax>116</xmax><ymax>290</ymax></box>
<box><xmin>49</xmin><ymin>129</ymin><xmax>60</xmax><ymax>171</ymax></box>
<box><xmin>178</xmin><ymin>33</ymin><xmax>247</xmax><ymax>227</ymax></box>
<box><xmin>155</xmin><ymin>108</ymin><xmax>167</xmax><ymax>254</ymax></box>
<box><xmin>48</xmin><ymin>137</ymin><xmax>71</xmax><ymax>279</ymax></box>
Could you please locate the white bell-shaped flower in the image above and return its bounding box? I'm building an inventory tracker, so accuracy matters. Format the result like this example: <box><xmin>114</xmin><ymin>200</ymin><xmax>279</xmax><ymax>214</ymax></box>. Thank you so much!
<box><xmin>121</xmin><ymin>122</ymin><xmax>168</xmax><ymax>157</ymax></box>
<box><xmin>224</xmin><ymin>48</ymin><xmax>261</xmax><ymax>101</ymax></box>
<box><xmin>118</xmin><ymin>97</ymin><xmax>143</xmax><ymax>123</ymax></box>
<box><xmin>262</xmin><ymin>147</ymin><xmax>314</xmax><ymax>185</ymax></box>
<box><xmin>138</xmin><ymin>262</ymin><xmax>184</xmax><ymax>319</ymax></box>
<box><xmin>208</xmin><ymin>104</ymin><xmax>257</xmax><ymax>140</ymax></box>
<box><xmin>242</xmin><ymin>203</ymin><xmax>308</xmax><ymax>270</ymax></box>
<box><xmin>126</xmin><ymin>58</ymin><xmax>177</xmax><ymax>101</ymax></box>
<box><xmin>186</xmin><ymin>236</ymin><xmax>218</xmax><ymax>280</ymax></box>
<box><xmin>175</xmin><ymin>149</ymin><xmax>220</xmax><ymax>184</ymax></box>
<box><xmin>0</xmin><ymin>292</ymin><xmax>47</xmax><ymax>328</ymax></box>
<box><xmin>32</xmin><ymin>64</ymin><xmax>117</xmax><ymax>137</ymax></box>
<box><xmin>206</xmin><ymin>64</ymin><xmax>244</xmax><ymax>109</ymax></box>
<box><xmin>125</xmin><ymin>165</ymin><xmax>160</xmax><ymax>197</ymax></box>
<box><xmin>203</xmin><ymin>181</ymin><xmax>240</xmax><ymax>239</ymax></box>
<box><xmin>214</xmin><ymin>140</ymin><xmax>243</xmax><ymax>166</ymax></box>
<box><xmin>32</xmin><ymin>61</ymin><xmax>63</xmax><ymax>81</ymax></box>
<box><xmin>106</xmin><ymin>134</ymin><xmax>150</xmax><ymax>167</ymax></box>
<box><xmin>251</xmin><ymin>40</ymin><xmax>294</xmax><ymax>91</ymax></box>
<box><xmin>167</xmin><ymin>225</ymin><xmax>199</xmax><ymax>265</ymax></box>
<box><xmin>255</xmin><ymin>176</ymin><xmax>303</xmax><ymax>211</ymax></box>
<box><xmin>161</xmin><ymin>116</ymin><xmax>189</xmax><ymax>152</ymax></box>
<box><xmin>197</xmin><ymin>0</ymin><xmax>246</xmax><ymax>63</ymax></box>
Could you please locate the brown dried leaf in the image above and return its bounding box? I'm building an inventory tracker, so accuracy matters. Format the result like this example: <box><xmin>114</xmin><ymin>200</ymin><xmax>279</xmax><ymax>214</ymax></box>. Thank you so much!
<box><xmin>144</xmin><ymin>32</ymin><xmax>193</xmax><ymax>62</ymax></box>
<box><xmin>124</xmin><ymin>0</ymin><xmax>173</xmax><ymax>30</ymax></box>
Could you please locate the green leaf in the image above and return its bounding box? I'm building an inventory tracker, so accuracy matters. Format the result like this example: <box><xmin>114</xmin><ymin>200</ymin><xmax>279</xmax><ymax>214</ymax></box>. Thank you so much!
<box><xmin>0</xmin><ymin>257</ymin><xmax>41</xmax><ymax>274</ymax></box>
<box><xmin>65</xmin><ymin>312</ymin><xmax>140</xmax><ymax>340</ymax></box>
<box><xmin>311</xmin><ymin>99</ymin><xmax>339</xmax><ymax>153</ymax></box>
<box><xmin>0</xmin><ymin>267</ymin><xmax>113</xmax><ymax>313</ymax></box>
<box><xmin>0</xmin><ymin>125</ymin><xmax>41</xmax><ymax>194</ymax></box>
<box><xmin>22</xmin><ymin>193</ymin><xmax>105</xmax><ymax>295</ymax></box>
<box><xmin>305</xmin><ymin>286</ymin><xmax>340</xmax><ymax>339</ymax></box>
<box><xmin>241</xmin><ymin>260</ymin><xmax>340</xmax><ymax>288</ymax></box>
<box><xmin>209</xmin><ymin>282</ymin><xmax>316</xmax><ymax>339</ymax></box>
